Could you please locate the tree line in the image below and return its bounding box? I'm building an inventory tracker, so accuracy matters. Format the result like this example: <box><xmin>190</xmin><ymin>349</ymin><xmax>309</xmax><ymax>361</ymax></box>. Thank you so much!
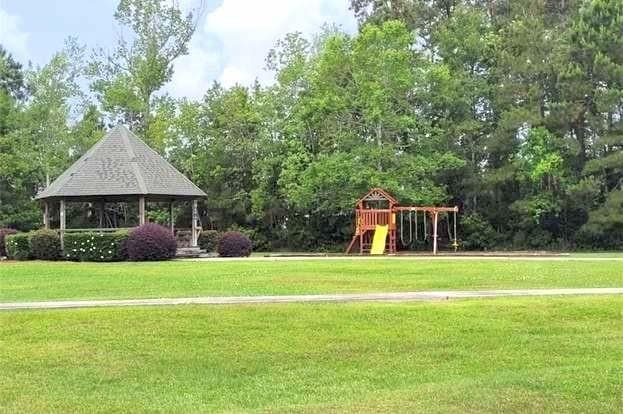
<box><xmin>1</xmin><ymin>0</ymin><xmax>622</xmax><ymax>251</ymax></box>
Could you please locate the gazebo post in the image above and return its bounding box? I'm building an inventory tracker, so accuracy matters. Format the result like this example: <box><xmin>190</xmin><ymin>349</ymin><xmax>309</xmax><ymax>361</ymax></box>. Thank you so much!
<box><xmin>169</xmin><ymin>201</ymin><xmax>174</xmax><ymax>234</ymax></box>
<box><xmin>43</xmin><ymin>201</ymin><xmax>49</xmax><ymax>229</ymax></box>
<box><xmin>191</xmin><ymin>199</ymin><xmax>198</xmax><ymax>247</ymax></box>
<box><xmin>59</xmin><ymin>199</ymin><xmax>66</xmax><ymax>251</ymax></box>
<box><xmin>139</xmin><ymin>196</ymin><xmax>146</xmax><ymax>226</ymax></box>
<box><xmin>98</xmin><ymin>201</ymin><xmax>105</xmax><ymax>229</ymax></box>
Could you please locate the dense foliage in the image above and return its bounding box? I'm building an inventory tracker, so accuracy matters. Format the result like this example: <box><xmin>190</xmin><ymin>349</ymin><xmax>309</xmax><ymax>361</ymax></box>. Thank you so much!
<box><xmin>198</xmin><ymin>230</ymin><xmax>221</xmax><ymax>253</ymax></box>
<box><xmin>127</xmin><ymin>223</ymin><xmax>177</xmax><ymax>261</ymax></box>
<box><xmin>2</xmin><ymin>0</ymin><xmax>623</xmax><ymax>251</ymax></box>
<box><xmin>0</xmin><ymin>228</ymin><xmax>17</xmax><ymax>257</ymax></box>
<box><xmin>5</xmin><ymin>233</ymin><xmax>31</xmax><ymax>260</ymax></box>
<box><xmin>29</xmin><ymin>229</ymin><xmax>61</xmax><ymax>260</ymax></box>
<box><xmin>64</xmin><ymin>231</ymin><xmax>129</xmax><ymax>261</ymax></box>
<box><xmin>217</xmin><ymin>231</ymin><xmax>252</xmax><ymax>257</ymax></box>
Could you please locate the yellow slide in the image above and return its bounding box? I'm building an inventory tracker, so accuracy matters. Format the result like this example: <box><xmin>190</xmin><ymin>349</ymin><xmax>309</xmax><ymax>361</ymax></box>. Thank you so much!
<box><xmin>370</xmin><ymin>224</ymin><xmax>388</xmax><ymax>255</ymax></box>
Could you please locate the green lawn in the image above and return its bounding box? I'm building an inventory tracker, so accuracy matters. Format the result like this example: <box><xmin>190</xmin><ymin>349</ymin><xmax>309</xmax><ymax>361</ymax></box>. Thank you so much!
<box><xmin>1</xmin><ymin>258</ymin><xmax>623</xmax><ymax>302</ymax></box>
<box><xmin>2</xmin><ymin>296</ymin><xmax>622</xmax><ymax>412</ymax></box>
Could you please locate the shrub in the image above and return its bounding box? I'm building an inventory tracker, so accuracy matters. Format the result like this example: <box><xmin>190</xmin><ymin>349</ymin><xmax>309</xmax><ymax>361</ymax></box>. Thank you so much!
<box><xmin>198</xmin><ymin>230</ymin><xmax>221</xmax><ymax>252</ymax></box>
<box><xmin>217</xmin><ymin>231</ymin><xmax>252</xmax><ymax>257</ymax></box>
<box><xmin>30</xmin><ymin>229</ymin><xmax>61</xmax><ymax>260</ymax></box>
<box><xmin>0</xmin><ymin>228</ymin><xmax>18</xmax><ymax>257</ymax></box>
<box><xmin>228</xmin><ymin>225</ymin><xmax>269</xmax><ymax>251</ymax></box>
<box><xmin>460</xmin><ymin>213</ymin><xmax>497</xmax><ymax>250</ymax></box>
<box><xmin>127</xmin><ymin>223</ymin><xmax>177</xmax><ymax>261</ymax></box>
<box><xmin>64</xmin><ymin>230</ymin><xmax>129</xmax><ymax>262</ymax></box>
<box><xmin>5</xmin><ymin>233</ymin><xmax>31</xmax><ymax>260</ymax></box>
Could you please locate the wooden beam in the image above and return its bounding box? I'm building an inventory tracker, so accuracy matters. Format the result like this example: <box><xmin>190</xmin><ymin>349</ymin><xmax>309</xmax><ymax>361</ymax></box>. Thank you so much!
<box><xmin>345</xmin><ymin>236</ymin><xmax>358</xmax><ymax>254</ymax></box>
<box><xmin>139</xmin><ymin>196</ymin><xmax>145</xmax><ymax>226</ymax></box>
<box><xmin>59</xmin><ymin>199</ymin><xmax>66</xmax><ymax>251</ymax></box>
<box><xmin>191</xmin><ymin>199</ymin><xmax>198</xmax><ymax>247</ymax></box>
<box><xmin>359</xmin><ymin>231</ymin><xmax>363</xmax><ymax>254</ymax></box>
<box><xmin>394</xmin><ymin>206</ymin><xmax>458</xmax><ymax>213</ymax></box>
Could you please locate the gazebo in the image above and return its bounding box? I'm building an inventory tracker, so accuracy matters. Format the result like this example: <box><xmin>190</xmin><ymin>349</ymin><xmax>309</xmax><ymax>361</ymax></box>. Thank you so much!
<box><xmin>35</xmin><ymin>125</ymin><xmax>207</xmax><ymax>250</ymax></box>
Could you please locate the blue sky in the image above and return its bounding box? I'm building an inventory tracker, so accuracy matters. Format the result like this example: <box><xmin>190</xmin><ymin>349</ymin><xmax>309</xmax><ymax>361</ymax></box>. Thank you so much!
<box><xmin>0</xmin><ymin>0</ymin><xmax>357</xmax><ymax>99</ymax></box>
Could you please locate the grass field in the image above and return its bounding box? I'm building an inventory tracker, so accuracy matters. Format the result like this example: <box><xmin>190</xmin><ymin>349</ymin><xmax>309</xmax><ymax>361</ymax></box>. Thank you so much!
<box><xmin>1</xmin><ymin>257</ymin><xmax>623</xmax><ymax>302</ymax></box>
<box><xmin>2</xmin><ymin>258</ymin><xmax>622</xmax><ymax>412</ymax></box>
<box><xmin>2</xmin><ymin>296</ymin><xmax>622</xmax><ymax>412</ymax></box>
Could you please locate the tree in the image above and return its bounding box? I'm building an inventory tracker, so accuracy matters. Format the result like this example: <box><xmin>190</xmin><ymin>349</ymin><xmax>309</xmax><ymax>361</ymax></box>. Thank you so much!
<box><xmin>0</xmin><ymin>40</ymin><xmax>99</xmax><ymax>231</ymax></box>
<box><xmin>569</xmin><ymin>0</ymin><xmax>623</xmax><ymax>246</ymax></box>
<box><xmin>263</xmin><ymin>21</ymin><xmax>463</xmax><ymax>249</ymax></box>
<box><xmin>168</xmin><ymin>84</ymin><xmax>262</xmax><ymax>231</ymax></box>
<box><xmin>21</xmin><ymin>39</ymin><xmax>86</xmax><ymax>187</ymax></box>
<box><xmin>3</xmin><ymin>0</ymin><xmax>623</xmax><ymax>251</ymax></box>
<box><xmin>0</xmin><ymin>49</ymin><xmax>38</xmax><ymax>230</ymax></box>
<box><xmin>69</xmin><ymin>105</ymin><xmax>105</xmax><ymax>159</ymax></box>
<box><xmin>88</xmin><ymin>0</ymin><xmax>201</xmax><ymax>145</ymax></box>
<box><xmin>0</xmin><ymin>45</ymin><xmax>25</xmax><ymax>100</ymax></box>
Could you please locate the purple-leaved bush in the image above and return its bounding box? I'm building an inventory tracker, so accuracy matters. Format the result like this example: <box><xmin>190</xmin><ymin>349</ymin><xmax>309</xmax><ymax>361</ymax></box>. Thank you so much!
<box><xmin>217</xmin><ymin>231</ymin><xmax>252</xmax><ymax>257</ymax></box>
<box><xmin>127</xmin><ymin>223</ymin><xmax>177</xmax><ymax>261</ymax></box>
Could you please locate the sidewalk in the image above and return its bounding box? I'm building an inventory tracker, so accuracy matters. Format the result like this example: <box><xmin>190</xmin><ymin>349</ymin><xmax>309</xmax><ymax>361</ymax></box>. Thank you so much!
<box><xmin>184</xmin><ymin>255</ymin><xmax>623</xmax><ymax>261</ymax></box>
<box><xmin>2</xmin><ymin>288</ymin><xmax>622</xmax><ymax>311</ymax></box>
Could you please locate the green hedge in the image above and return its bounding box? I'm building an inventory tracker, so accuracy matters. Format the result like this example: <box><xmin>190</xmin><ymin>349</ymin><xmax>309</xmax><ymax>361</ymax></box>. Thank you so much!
<box><xmin>5</xmin><ymin>233</ymin><xmax>32</xmax><ymax>260</ymax></box>
<box><xmin>198</xmin><ymin>230</ymin><xmax>221</xmax><ymax>252</ymax></box>
<box><xmin>0</xmin><ymin>228</ymin><xmax>18</xmax><ymax>257</ymax></box>
<box><xmin>30</xmin><ymin>229</ymin><xmax>61</xmax><ymax>260</ymax></box>
<box><xmin>64</xmin><ymin>231</ymin><xmax>129</xmax><ymax>262</ymax></box>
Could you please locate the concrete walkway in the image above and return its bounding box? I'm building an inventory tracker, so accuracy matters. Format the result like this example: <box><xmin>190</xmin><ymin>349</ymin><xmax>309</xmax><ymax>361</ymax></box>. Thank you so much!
<box><xmin>2</xmin><ymin>288</ymin><xmax>622</xmax><ymax>311</ymax></box>
<box><xmin>185</xmin><ymin>255</ymin><xmax>623</xmax><ymax>262</ymax></box>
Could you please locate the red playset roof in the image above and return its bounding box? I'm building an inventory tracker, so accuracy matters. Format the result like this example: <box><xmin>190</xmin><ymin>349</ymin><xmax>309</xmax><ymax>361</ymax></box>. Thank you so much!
<box><xmin>356</xmin><ymin>187</ymin><xmax>398</xmax><ymax>207</ymax></box>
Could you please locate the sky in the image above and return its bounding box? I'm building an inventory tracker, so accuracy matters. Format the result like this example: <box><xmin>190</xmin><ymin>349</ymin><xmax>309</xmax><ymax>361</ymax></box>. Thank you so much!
<box><xmin>0</xmin><ymin>0</ymin><xmax>357</xmax><ymax>100</ymax></box>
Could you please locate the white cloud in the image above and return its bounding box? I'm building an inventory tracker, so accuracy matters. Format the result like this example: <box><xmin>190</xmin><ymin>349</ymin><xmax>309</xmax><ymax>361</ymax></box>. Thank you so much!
<box><xmin>219</xmin><ymin>65</ymin><xmax>255</xmax><ymax>88</ymax></box>
<box><xmin>166</xmin><ymin>39</ymin><xmax>221</xmax><ymax>100</ymax></box>
<box><xmin>167</xmin><ymin>0</ymin><xmax>357</xmax><ymax>99</ymax></box>
<box><xmin>0</xmin><ymin>6</ymin><xmax>29</xmax><ymax>62</ymax></box>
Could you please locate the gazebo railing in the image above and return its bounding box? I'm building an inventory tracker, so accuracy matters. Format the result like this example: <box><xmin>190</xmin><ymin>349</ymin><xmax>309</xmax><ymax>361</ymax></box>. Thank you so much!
<box><xmin>60</xmin><ymin>228</ymin><xmax>134</xmax><ymax>233</ymax></box>
<box><xmin>59</xmin><ymin>227</ymin><xmax>200</xmax><ymax>237</ymax></box>
<box><xmin>50</xmin><ymin>197</ymin><xmax>202</xmax><ymax>250</ymax></box>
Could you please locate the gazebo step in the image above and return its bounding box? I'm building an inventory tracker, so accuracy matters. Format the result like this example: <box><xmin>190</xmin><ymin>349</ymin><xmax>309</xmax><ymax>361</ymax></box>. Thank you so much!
<box><xmin>176</xmin><ymin>247</ymin><xmax>205</xmax><ymax>258</ymax></box>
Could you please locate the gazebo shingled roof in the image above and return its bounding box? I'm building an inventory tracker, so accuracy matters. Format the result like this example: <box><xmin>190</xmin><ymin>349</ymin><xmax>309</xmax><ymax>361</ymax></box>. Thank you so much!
<box><xmin>36</xmin><ymin>125</ymin><xmax>206</xmax><ymax>249</ymax></box>
<box><xmin>36</xmin><ymin>124</ymin><xmax>206</xmax><ymax>200</ymax></box>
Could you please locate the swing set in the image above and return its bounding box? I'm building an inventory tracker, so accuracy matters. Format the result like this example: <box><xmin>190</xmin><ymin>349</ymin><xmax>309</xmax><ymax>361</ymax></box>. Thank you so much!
<box><xmin>345</xmin><ymin>188</ymin><xmax>459</xmax><ymax>255</ymax></box>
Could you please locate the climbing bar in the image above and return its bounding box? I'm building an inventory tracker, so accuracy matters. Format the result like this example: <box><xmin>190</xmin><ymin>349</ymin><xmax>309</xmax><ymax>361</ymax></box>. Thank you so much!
<box><xmin>394</xmin><ymin>206</ymin><xmax>458</xmax><ymax>212</ymax></box>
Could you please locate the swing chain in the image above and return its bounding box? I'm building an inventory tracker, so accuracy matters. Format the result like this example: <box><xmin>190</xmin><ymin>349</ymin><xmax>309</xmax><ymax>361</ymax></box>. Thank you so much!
<box><xmin>399</xmin><ymin>210</ymin><xmax>406</xmax><ymax>245</ymax></box>
<box><xmin>408</xmin><ymin>210</ymin><xmax>413</xmax><ymax>245</ymax></box>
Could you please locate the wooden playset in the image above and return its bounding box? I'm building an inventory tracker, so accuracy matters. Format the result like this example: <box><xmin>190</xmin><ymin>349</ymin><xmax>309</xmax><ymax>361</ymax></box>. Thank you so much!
<box><xmin>345</xmin><ymin>188</ymin><xmax>458</xmax><ymax>255</ymax></box>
